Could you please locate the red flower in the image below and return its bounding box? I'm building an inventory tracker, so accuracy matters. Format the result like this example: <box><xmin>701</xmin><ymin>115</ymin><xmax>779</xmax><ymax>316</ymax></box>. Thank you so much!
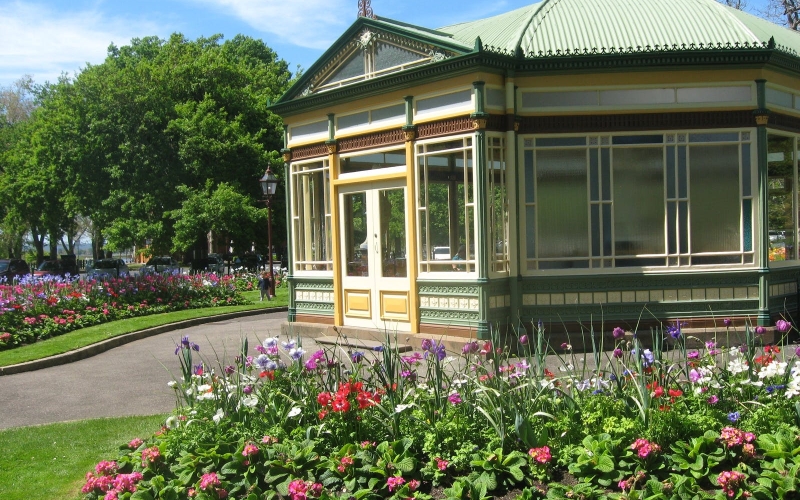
<box><xmin>668</xmin><ymin>388</ymin><xmax>683</xmax><ymax>398</ymax></box>
<box><xmin>332</xmin><ymin>396</ymin><xmax>350</xmax><ymax>412</ymax></box>
<box><xmin>317</xmin><ymin>392</ymin><xmax>332</xmax><ymax>407</ymax></box>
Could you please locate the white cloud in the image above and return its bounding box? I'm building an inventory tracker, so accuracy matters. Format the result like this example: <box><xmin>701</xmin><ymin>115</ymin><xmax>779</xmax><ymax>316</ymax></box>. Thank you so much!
<box><xmin>195</xmin><ymin>0</ymin><xmax>352</xmax><ymax>50</ymax></box>
<box><xmin>0</xmin><ymin>1</ymin><xmax>164</xmax><ymax>86</ymax></box>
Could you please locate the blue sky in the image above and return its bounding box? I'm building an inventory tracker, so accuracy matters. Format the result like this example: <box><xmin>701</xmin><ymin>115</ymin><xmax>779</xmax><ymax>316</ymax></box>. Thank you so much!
<box><xmin>0</xmin><ymin>0</ymin><xmax>775</xmax><ymax>88</ymax></box>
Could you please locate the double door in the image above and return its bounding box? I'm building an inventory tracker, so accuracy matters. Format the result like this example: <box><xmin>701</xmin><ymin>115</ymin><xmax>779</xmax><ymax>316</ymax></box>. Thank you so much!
<box><xmin>340</xmin><ymin>180</ymin><xmax>410</xmax><ymax>331</ymax></box>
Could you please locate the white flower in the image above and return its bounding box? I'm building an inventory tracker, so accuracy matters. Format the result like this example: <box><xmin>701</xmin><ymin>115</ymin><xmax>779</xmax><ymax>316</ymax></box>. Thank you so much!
<box><xmin>394</xmin><ymin>404</ymin><xmax>413</xmax><ymax>413</ymax></box>
<box><xmin>240</xmin><ymin>395</ymin><xmax>259</xmax><ymax>408</ymax></box>
<box><xmin>167</xmin><ymin>380</ymin><xmax>178</xmax><ymax>388</ymax></box>
<box><xmin>727</xmin><ymin>357</ymin><xmax>749</xmax><ymax>375</ymax></box>
<box><xmin>212</xmin><ymin>408</ymin><xmax>224</xmax><ymax>424</ymax></box>
<box><xmin>758</xmin><ymin>361</ymin><xmax>788</xmax><ymax>379</ymax></box>
<box><xmin>287</xmin><ymin>407</ymin><xmax>302</xmax><ymax>418</ymax></box>
<box><xmin>165</xmin><ymin>416</ymin><xmax>180</xmax><ymax>429</ymax></box>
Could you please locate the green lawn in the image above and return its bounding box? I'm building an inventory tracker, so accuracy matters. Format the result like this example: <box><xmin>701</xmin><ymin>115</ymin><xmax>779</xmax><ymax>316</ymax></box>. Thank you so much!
<box><xmin>0</xmin><ymin>289</ymin><xmax>286</xmax><ymax>499</ymax></box>
<box><xmin>0</xmin><ymin>414</ymin><xmax>167</xmax><ymax>500</ymax></box>
<box><xmin>0</xmin><ymin>289</ymin><xmax>286</xmax><ymax>367</ymax></box>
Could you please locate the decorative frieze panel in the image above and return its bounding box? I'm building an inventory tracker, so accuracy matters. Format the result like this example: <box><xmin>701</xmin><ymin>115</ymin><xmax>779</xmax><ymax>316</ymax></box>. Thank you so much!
<box><xmin>770</xmin><ymin>281</ymin><xmax>798</xmax><ymax>297</ymax></box>
<box><xmin>519</xmin><ymin>272</ymin><xmax>759</xmax><ymax>293</ymax></box>
<box><xmin>523</xmin><ymin>286</ymin><xmax>758</xmax><ymax>307</ymax></box>
<box><xmin>292</xmin><ymin>143</ymin><xmax>330</xmax><ymax>160</ymax></box>
<box><xmin>296</xmin><ymin>301</ymin><xmax>335</xmax><ymax>312</ymax></box>
<box><xmin>417</xmin><ymin>117</ymin><xmax>474</xmax><ymax>139</ymax></box>
<box><xmin>419</xmin><ymin>296</ymin><xmax>479</xmax><ymax>311</ymax></box>
<box><xmin>338</xmin><ymin>128</ymin><xmax>405</xmax><ymax>153</ymax></box>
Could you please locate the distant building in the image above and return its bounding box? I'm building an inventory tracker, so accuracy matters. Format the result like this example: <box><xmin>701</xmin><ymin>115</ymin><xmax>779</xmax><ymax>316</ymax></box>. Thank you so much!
<box><xmin>270</xmin><ymin>0</ymin><xmax>800</xmax><ymax>338</ymax></box>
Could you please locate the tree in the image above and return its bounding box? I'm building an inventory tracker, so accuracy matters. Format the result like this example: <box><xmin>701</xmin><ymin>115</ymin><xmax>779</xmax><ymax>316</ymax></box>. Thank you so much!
<box><xmin>762</xmin><ymin>1</ymin><xmax>800</xmax><ymax>30</ymax></box>
<box><xmin>170</xmin><ymin>182</ymin><xmax>266</xmax><ymax>255</ymax></box>
<box><xmin>70</xmin><ymin>34</ymin><xmax>292</xmax><ymax>256</ymax></box>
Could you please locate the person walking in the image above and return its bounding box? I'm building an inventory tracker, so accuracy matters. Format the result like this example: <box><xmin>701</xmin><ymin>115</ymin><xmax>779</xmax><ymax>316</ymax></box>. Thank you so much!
<box><xmin>258</xmin><ymin>272</ymin><xmax>272</xmax><ymax>301</ymax></box>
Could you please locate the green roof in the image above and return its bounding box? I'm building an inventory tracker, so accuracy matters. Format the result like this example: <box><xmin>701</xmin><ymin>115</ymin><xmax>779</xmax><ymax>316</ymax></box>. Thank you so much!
<box><xmin>438</xmin><ymin>0</ymin><xmax>800</xmax><ymax>56</ymax></box>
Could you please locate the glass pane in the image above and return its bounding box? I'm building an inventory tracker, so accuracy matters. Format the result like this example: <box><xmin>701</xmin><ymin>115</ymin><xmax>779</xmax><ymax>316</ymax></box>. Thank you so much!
<box><xmin>667</xmin><ymin>146</ymin><xmax>675</xmax><ymax>198</ymax></box>
<box><xmin>690</xmin><ymin>145</ymin><xmax>740</xmax><ymax>253</ymax></box>
<box><xmin>768</xmin><ymin>135</ymin><xmax>795</xmax><ymax>261</ymax></box>
<box><xmin>524</xmin><ymin>150</ymin><xmax>535</xmax><ymax>203</ymax></box>
<box><xmin>591</xmin><ymin>205</ymin><xmax>600</xmax><ymax>256</ymax></box>
<box><xmin>375</xmin><ymin>42</ymin><xmax>422</xmax><ymax>71</ymax></box>
<box><xmin>293</xmin><ymin>162</ymin><xmax>331</xmax><ymax>271</ymax></box>
<box><xmin>526</xmin><ymin>206</ymin><xmax>536</xmax><ymax>259</ymax></box>
<box><xmin>667</xmin><ymin>202</ymin><xmax>677</xmax><ymax>254</ymax></box>
<box><xmin>379</xmin><ymin>189</ymin><xmax>407</xmax><ymax>277</ymax></box>
<box><xmin>327</xmin><ymin>51</ymin><xmax>364</xmax><ymax>84</ymax></box>
<box><xmin>338</xmin><ymin>112</ymin><xmax>369</xmax><ymax>130</ymax></box>
<box><xmin>343</xmin><ymin>192</ymin><xmax>369</xmax><ymax>277</ymax></box>
<box><xmin>743</xmin><ymin>198</ymin><xmax>752</xmax><ymax>253</ymax></box>
<box><xmin>612</xmin><ymin>135</ymin><xmax>663</xmax><ymax>145</ymax></box>
<box><xmin>417</xmin><ymin>90</ymin><xmax>472</xmax><ymax>115</ymax></box>
<box><xmin>536</xmin><ymin>137</ymin><xmax>586</xmax><ymax>147</ymax></box>
<box><xmin>742</xmin><ymin>143</ymin><xmax>751</xmax><ymax>197</ymax></box>
<box><xmin>536</xmin><ymin>149</ymin><xmax>589</xmax><ymax>258</ymax></box>
<box><xmin>614</xmin><ymin>148</ymin><xmax>665</xmax><ymax>255</ymax></box>
<box><xmin>341</xmin><ymin>148</ymin><xmax>406</xmax><ymax>174</ymax></box>
<box><xmin>590</xmin><ymin>150</ymin><xmax>599</xmax><ymax>201</ymax></box>
<box><xmin>678</xmin><ymin>146</ymin><xmax>687</xmax><ymax>198</ymax></box>
<box><xmin>372</xmin><ymin>104</ymin><xmax>405</xmax><ymax>123</ymax></box>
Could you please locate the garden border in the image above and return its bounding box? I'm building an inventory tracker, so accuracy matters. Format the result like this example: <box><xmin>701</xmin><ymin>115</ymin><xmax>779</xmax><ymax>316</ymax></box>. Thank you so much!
<box><xmin>0</xmin><ymin>308</ymin><xmax>288</xmax><ymax>376</ymax></box>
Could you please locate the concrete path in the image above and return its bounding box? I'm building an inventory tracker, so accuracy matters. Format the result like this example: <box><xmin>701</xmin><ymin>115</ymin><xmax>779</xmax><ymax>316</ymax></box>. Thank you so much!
<box><xmin>0</xmin><ymin>311</ymin><xmax>306</xmax><ymax>430</ymax></box>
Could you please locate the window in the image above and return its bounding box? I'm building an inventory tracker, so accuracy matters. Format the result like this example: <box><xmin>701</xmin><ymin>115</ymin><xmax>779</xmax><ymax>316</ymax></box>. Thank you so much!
<box><xmin>487</xmin><ymin>136</ymin><xmax>509</xmax><ymax>273</ymax></box>
<box><xmin>417</xmin><ymin>136</ymin><xmax>475</xmax><ymax>274</ymax></box>
<box><xmin>522</xmin><ymin>132</ymin><xmax>753</xmax><ymax>270</ymax></box>
<box><xmin>768</xmin><ymin>134</ymin><xmax>797</xmax><ymax>262</ymax></box>
<box><xmin>291</xmin><ymin>159</ymin><xmax>332</xmax><ymax>272</ymax></box>
<box><xmin>340</xmin><ymin>147</ymin><xmax>406</xmax><ymax>175</ymax></box>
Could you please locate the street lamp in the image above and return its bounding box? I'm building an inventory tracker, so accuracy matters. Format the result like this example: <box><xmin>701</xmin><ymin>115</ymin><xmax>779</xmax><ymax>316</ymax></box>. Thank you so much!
<box><xmin>259</xmin><ymin>167</ymin><xmax>279</xmax><ymax>296</ymax></box>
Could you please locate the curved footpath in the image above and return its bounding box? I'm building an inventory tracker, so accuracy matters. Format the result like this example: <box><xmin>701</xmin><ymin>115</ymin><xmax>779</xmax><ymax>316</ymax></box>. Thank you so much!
<box><xmin>0</xmin><ymin>309</ymin><xmax>315</xmax><ymax>430</ymax></box>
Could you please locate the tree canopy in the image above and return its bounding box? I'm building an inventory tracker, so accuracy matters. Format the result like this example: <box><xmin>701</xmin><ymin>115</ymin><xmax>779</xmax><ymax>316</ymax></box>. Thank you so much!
<box><xmin>0</xmin><ymin>33</ymin><xmax>292</xmax><ymax>261</ymax></box>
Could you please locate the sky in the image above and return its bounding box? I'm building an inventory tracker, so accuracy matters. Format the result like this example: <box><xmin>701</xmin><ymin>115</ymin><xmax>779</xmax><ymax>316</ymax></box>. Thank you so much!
<box><xmin>0</xmin><ymin>0</ymin><xmax>776</xmax><ymax>89</ymax></box>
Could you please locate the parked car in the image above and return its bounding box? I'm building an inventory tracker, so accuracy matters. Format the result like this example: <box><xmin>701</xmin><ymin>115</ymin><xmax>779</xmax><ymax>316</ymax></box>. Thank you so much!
<box><xmin>190</xmin><ymin>254</ymin><xmax>225</xmax><ymax>274</ymax></box>
<box><xmin>33</xmin><ymin>260</ymin><xmax>77</xmax><ymax>279</ymax></box>
<box><xmin>140</xmin><ymin>256</ymin><xmax>181</xmax><ymax>276</ymax></box>
<box><xmin>0</xmin><ymin>259</ymin><xmax>30</xmax><ymax>283</ymax></box>
<box><xmin>86</xmin><ymin>258</ymin><xmax>129</xmax><ymax>280</ymax></box>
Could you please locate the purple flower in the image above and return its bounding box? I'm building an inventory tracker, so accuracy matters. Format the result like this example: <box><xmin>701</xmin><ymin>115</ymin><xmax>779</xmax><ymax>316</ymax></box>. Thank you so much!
<box><xmin>613</xmin><ymin>348</ymin><xmax>623</xmax><ymax>358</ymax></box>
<box><xmin>462</xmin><ymin>341</ymin><xmax>479</xmax><ymax>354</ymax></box>
<box><xmin>687</xmin><ymin>350</ymin><xmax>700</xmax><ymax>360</ymax></box>
<box><xmin>223</xmin><ymin>365</ymin><xmax>235</xmax><ymax>375</ymax></box>
<box><xmin>243</xmin><ymin>385</ymin><xmax>253</xmax><ymax>395</ymax></box>
<box><xmin>689</xmin><ymin>369</ymin><xmax>701</xmax><ymax>383</ymax></box>
<box><xmin>707</xmin><ymin>395</ymin><xmax>719</xmax><ymax>405</ymax></box>
<box><xmin>666</xmin><ymin>322</ymin><xmax>682</xmax><ymax>339</ymax></box>
<box><xmin>193</xmin><ymin>363</ymin><xmax>203</xmax><ymax>375</ymax></box>
<box><xmin>519</xmin><ymin>335</ymin><xmax>528</xmax><ymax>345</ymax></box>
<box><xmin>755</xmin><ymin>326</ymin><xmax>766</xmax><ymax>335</ymax></box>
<box><xmin>351</xmin><ymin>351</ymin><xmax>364</xmax><ymax>363</ymax></box>
<box><xmin>421</xmin><ymin>338</ymin><xmax>433</xmax><ymax>351</ymax></box>
<box><xmin>372</xmin><ymin>345</ymin><xmax>384</xmax><ymax>352</ymax></box>
<box><xmin>723</xmin><ymin>318</ymin><xmax>732</xmax><ymax>327</ymax></box>
<box><xmin>776</xmin><ymin>319</ymin><xmax>791</xmax><ymax>333</ymax></box>
<box><xmin>727</xmin><ymin>411</ymin><xmax>740</xmax><ymax>423</ymax></box>
<box><xmin>448</xmin><ymin>393</ymin><xmax>462</xmax><ymax>405</ymax></box>
<box><xmin>796</xmin><ymin>346</ymin><xmax>800</xmax><ymax>357</ymax></box>
<box><xmin>612</xmin><ymin>327</ymin><xmax>625</xmax><ymax>340</ymax></box>
<box><xmin>401</xmin><ymin>370</ymin><xmax>417</xmax><ymax>382</ymax></box>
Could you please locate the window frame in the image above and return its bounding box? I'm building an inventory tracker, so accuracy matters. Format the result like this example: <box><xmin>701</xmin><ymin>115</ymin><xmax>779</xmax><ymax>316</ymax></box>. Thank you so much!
<box><xmin>520</xmin><ymin>130</ymin><xmax>756</xmax><ymax>274</ymax></box>
<box><xmin>290</xmin><ymin>157</ymin><xmax>333</xmax><ymax>275</ymax></box>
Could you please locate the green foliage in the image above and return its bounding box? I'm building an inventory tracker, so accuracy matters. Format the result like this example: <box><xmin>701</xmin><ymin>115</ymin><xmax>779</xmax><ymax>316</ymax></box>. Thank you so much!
<box><xmin>668</xmin><ymin>431</ymin><xmax>726</xmax><ymax>483</ymax></box>
<box><xmin>567</xmin><ymin>434</ymin><xmax>629</xmax><ymax>487</ymax></box>
<box><xmin>468</xmin><ymin>445</ymin><xmax>530</xmax><ymax>491</ymax></box>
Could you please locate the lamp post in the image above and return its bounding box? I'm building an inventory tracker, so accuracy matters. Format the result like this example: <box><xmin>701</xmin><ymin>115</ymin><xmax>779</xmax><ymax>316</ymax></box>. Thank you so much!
<box><xmin>259</xmin><ymin>167</ymin><xmax>279</xmax><ymax>296</ymax></box>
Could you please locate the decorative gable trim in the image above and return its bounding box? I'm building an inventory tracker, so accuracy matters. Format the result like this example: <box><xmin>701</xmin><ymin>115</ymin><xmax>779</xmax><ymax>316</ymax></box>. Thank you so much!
<box><xmin>301</xmin><ymin>27</ymin><xmax>457</xmax><ymax>97</ymax></box>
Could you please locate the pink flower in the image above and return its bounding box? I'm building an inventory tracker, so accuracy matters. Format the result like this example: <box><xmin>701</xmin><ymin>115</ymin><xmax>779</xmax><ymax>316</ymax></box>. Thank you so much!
<box><xmin>435</xmin><ymin>457</ymin><xmax>449</xmax><ymax>471</ymax></box>
<box><xmin>141</xmin><ymin>446</ymin><xmax>161</xmax><ymax>467</ymax></box>
<box><xmin>199</xmin><ymin>472</ymin><xmax>221</xmax><ymax>491</ymax></box>
<box><xmin>387</xmin><ymin>476</ymin><xmax>406</xmax><ymax>492</ymax></box>
<box><xmin>0</xmin><ymin>332</ymin><xmax>11</xmax><ymax>343</ymax></box>
<box><xmin>528</xmin><ymin>446</ymin><xmax>552</xmax><ymax>464</ymax></box>
<box><xmin>630</xmin><ymin>438</ymin><xmax>660</xmax><ymax>459</ymax></box>
<box><xmin>776</xmin><ymin>319</ymin><xmax>792</xmax><ymax>333</ymax></box>
<box><xmin>288</xmin><ymin>479</ymin><xmax>309</xmax><ymax>500</ymax></box>
<box><xmin>707</xmin><ymin>395</ymin><xmax>719</xmax><ymax>404</ymax></box>
<box><xmin>128</xmin><ymin>438</ymin><xmax>143</xmax><ymax>449</ymax></box>
<box><xmin>113</xmin><ymin>472</ymin><xmax>143</xmax><ymax>493</ymax></box>
<box><xmin>408</xmin><ymin>479</ymin><xmax>421</xmax><ymax>492</ymax></box>
<box><xmin>95</xmin><ymin>460</ymin><xmax>118</xmax><ymax>476</ymax></box>
<box><xmin>717</xmin><ymin>470</ymin><xmax>747</xmax><ymax>497</ymax></box>
<box><xmin>242</xmin><ymin>443</ymin><xmax>259</xmax><ymax>457</ymax></box>
<box><xmin>448</xmin><ymin>392</ymin><xmax>462</xmax><ymax>405</ymax></box>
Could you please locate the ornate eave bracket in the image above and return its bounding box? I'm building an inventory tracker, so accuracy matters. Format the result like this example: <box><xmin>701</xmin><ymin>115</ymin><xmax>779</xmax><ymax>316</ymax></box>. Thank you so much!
<box><xmin>325</xmin><ymin>140</ymin><xmax>339</xmax><ymax>154</ymax></box>
<box><xmin>754</xmin><ymin>109</ymin><xmax>770</xmax><ymax>126</ymax></box>
<box><xmin>471</xmin><ymin>113</ymin><xmax>488</xmax><ymax>130</ymax></box>
<box><xmin>402</xmin><ymin>125</ymin><xmax>417</xmax><ymax>142</ymax></box>
<box><xmin>281</xmin><ymin>148</ymin><xmax>292</xmax><ymax>163</ymax></box>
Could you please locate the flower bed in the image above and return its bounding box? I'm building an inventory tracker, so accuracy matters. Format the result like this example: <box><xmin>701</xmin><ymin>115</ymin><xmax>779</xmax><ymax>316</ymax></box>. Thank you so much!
<box><xmin>0</xmin><ymin>273</ymin><xmax>248</xmax><ymax>350</ymax></box>
<box><xmin>81</xmin><ymin>322</ymin><xmax>800</xmax><ymax>499</ymax></box>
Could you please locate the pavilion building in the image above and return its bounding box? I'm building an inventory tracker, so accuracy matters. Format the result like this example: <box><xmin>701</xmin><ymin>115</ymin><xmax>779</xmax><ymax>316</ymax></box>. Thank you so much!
<box><xmin>270</xmin><ymin>0</ymin><xmax>800</xmax><ymax>339</ymax></box>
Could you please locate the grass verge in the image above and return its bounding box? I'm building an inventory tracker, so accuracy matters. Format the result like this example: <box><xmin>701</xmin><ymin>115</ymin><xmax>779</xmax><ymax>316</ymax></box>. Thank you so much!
<box><xmin>0</xmin><ymin>414</ymin><xmax>167</xmax><ymax>500</ymax></box>
<box><xmin>0</xmin><ymin>289</ymin><xmax>285</xmax><ymax>367</ymax></box>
